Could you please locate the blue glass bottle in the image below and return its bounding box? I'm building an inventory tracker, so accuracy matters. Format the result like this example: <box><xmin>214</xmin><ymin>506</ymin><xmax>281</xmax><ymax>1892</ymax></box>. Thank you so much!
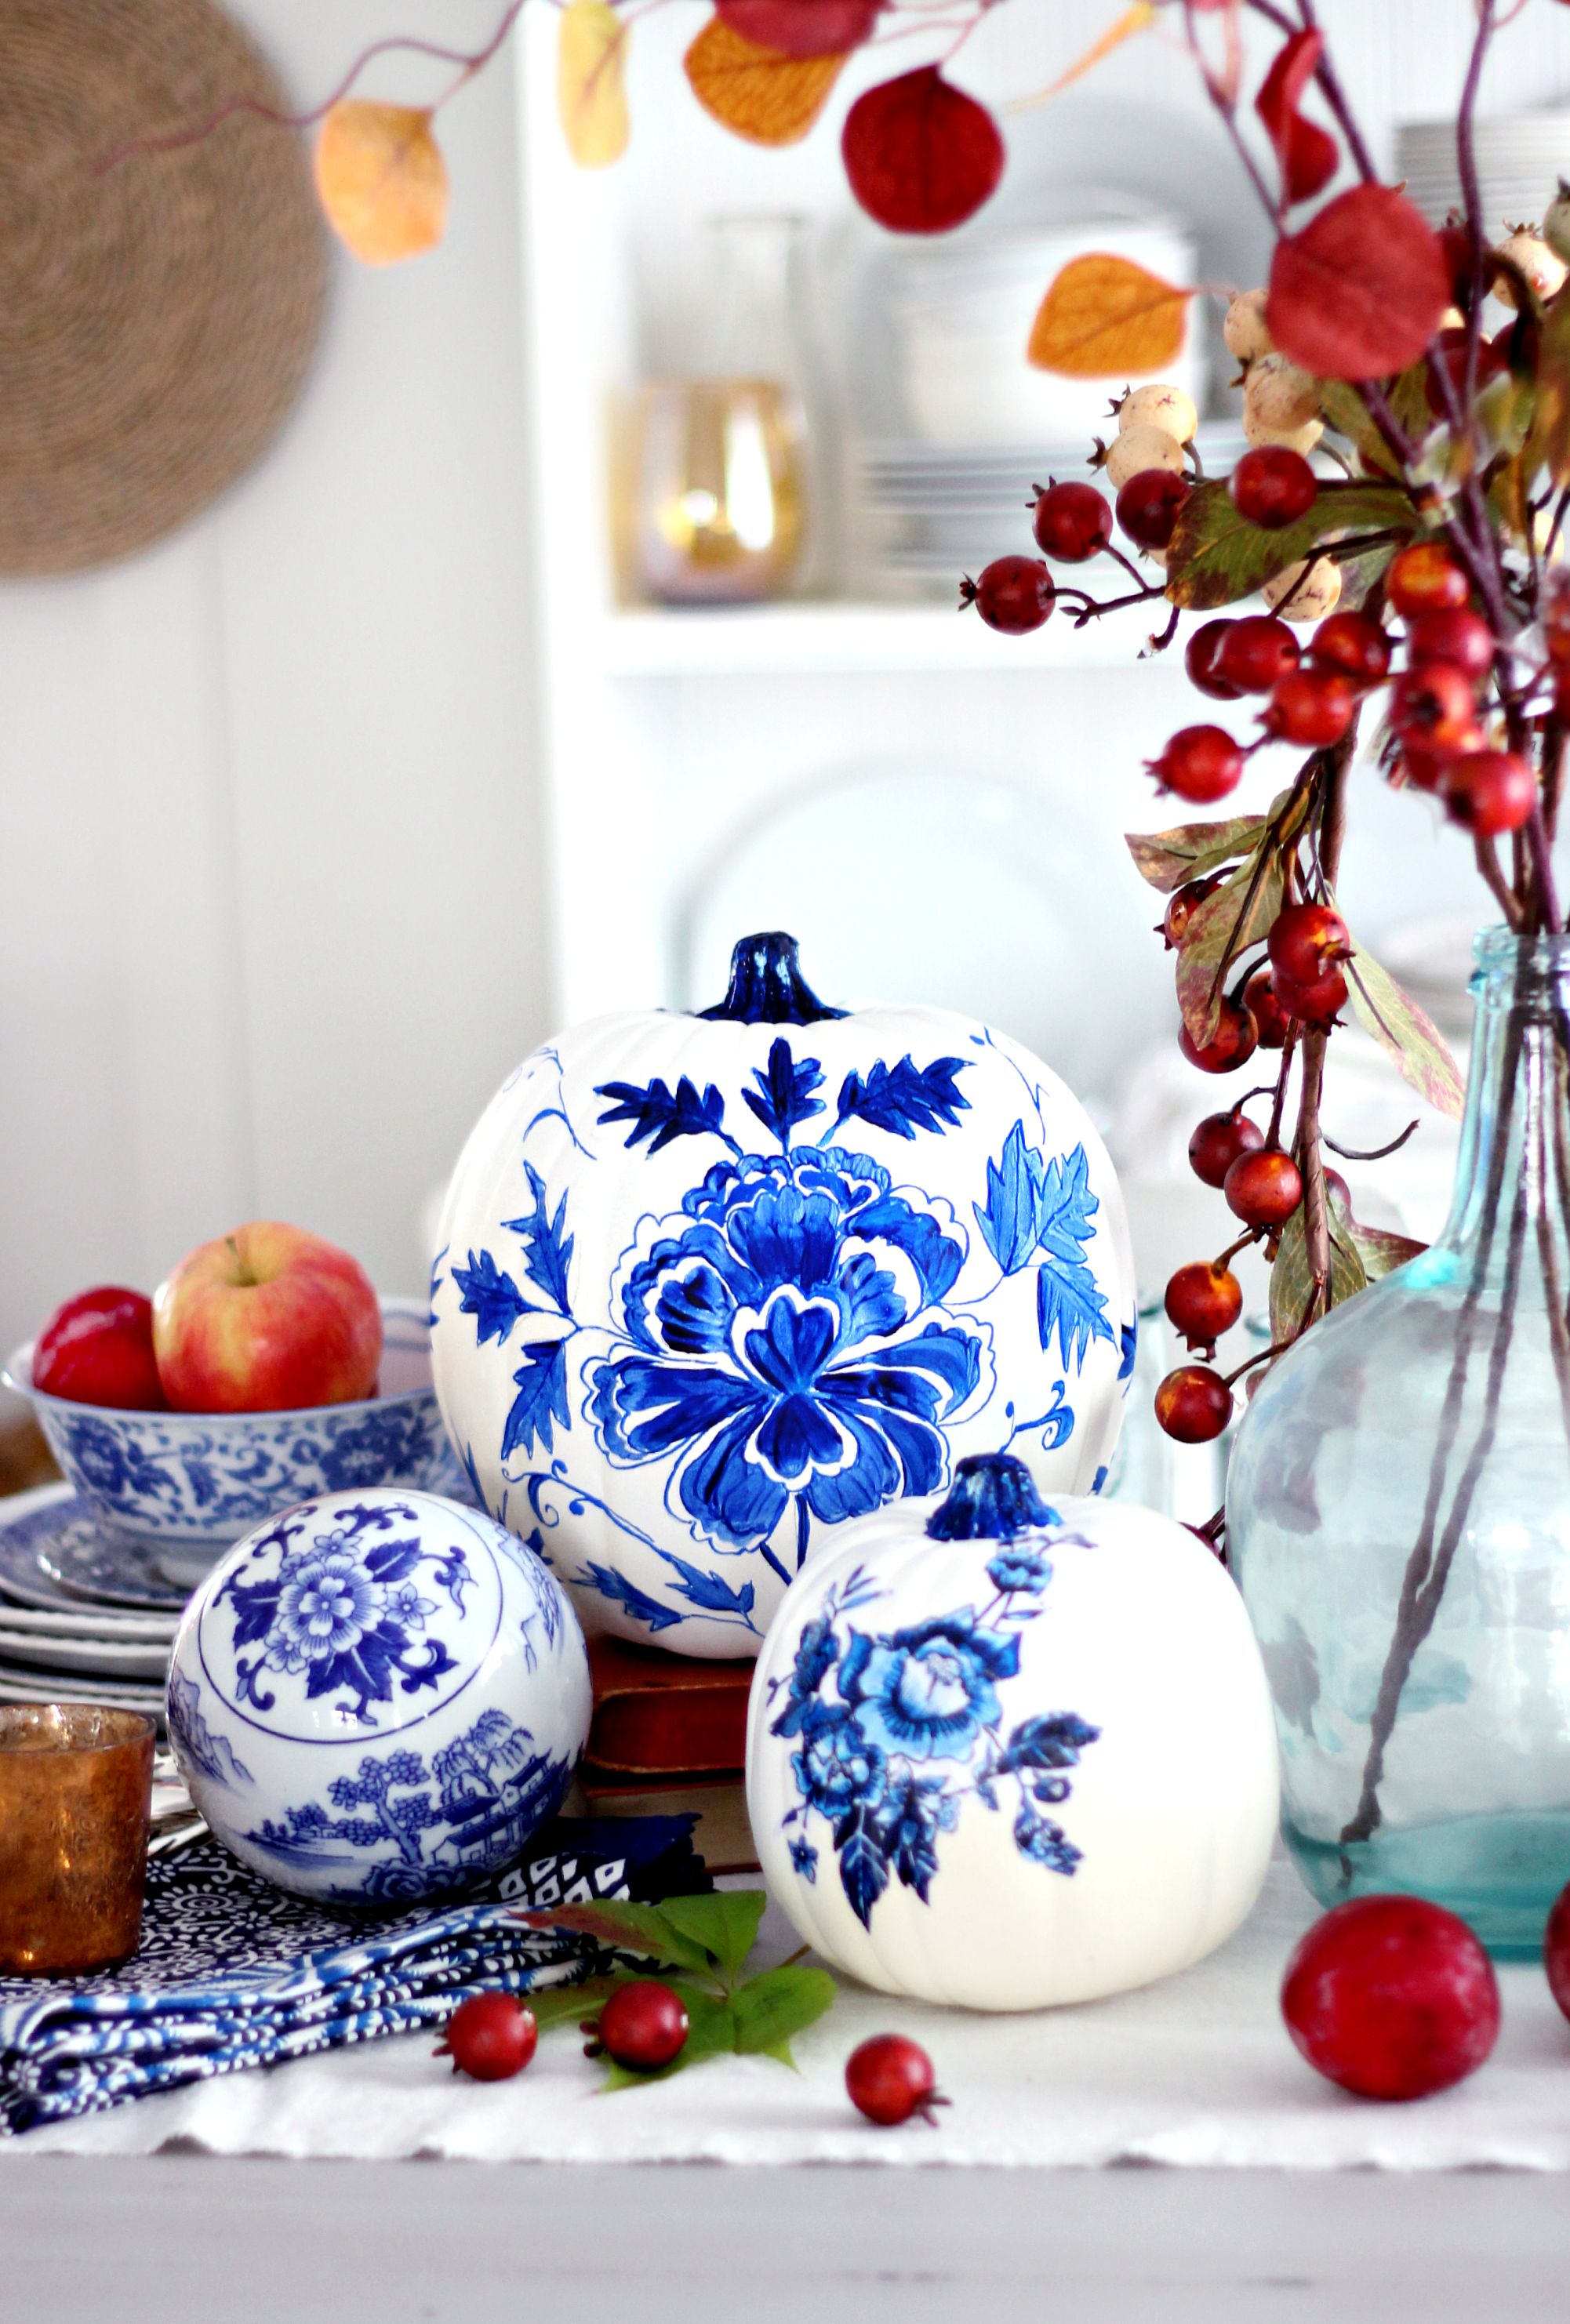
<box><xmin>1229</xmin><ymin>928</ymin><xmax>1570</xmax><ymax>1955</ymax></box>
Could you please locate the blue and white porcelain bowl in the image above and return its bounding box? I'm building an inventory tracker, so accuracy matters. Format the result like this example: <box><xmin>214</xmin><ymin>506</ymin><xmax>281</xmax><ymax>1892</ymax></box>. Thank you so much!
<box><xmin>165</xmin><ymin>1487</ymin><xmax>592</xmax><ymax>1905</ymax></box>
<box><xmin>4</xmin><ymin>1298</ymin><xmax>470</xmax><ymax>1589</ymax></box>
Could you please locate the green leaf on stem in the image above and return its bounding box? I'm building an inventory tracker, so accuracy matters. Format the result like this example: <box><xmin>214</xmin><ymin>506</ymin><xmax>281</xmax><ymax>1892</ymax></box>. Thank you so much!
<box><xmin>1125</xmin><ymin>812</ymin><xmax>1270</xmax><ymax>894</ymax></box>
<box><xmin>1268</xmin><ymin>1196</ymin><xmax>1368</xmax><ymax>1342</ymax></box>
<box><xmin>525</xmin><ymin>1974</ymin><xmax>627</xmax><ymax>2031</ymax></box>
<box><xmin>1165</xmin><ymin>478</ymin><xmax>1414</xmax><ymax>611</ymax></box>
<box><xmin>1344</xmin><ymin>1215</ymin><xmax>1427</xmax><ymax>1280</ymax></box>
<box><xmin>1529</xmin><ymin>280</ymin><xmax>1570</xmax><ymax>488</ymax></box>
<box><xmin>1343</xmin><ymin>946</ymin><xmax>1465</xmax><ymax>1121</ymax></box>
<box><xmin>655</xmin><ymin>1890</ymin><xmax>767</xmax><ymax>1984</ymax></box>
<box><xmin>512</xmin><ymin>1899</ymin><xmax>714</xmax><ymax>1974</ymax></box>
<box><xmin>1175</xmin><ymin>846</ymin><xmax>1285</xmax><ymax>1046</ymax></box>
<box><xmin>728</xmin><ymin>1964</ymin><xmax>838</xmax><ymax>2062</ymax></box>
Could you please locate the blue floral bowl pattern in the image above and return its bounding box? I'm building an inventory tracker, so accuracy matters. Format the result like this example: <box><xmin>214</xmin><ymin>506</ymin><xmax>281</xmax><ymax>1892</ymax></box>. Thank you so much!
<box><xmin>165</xmin><ymin>1487</ymin><xmax>592</xmax><ymax>1905</ymax></box>
<box><xmin>431</xmin><ymin>933</ymin><xmax>1137</xmax><ymax>1658</ymax></box>
<box><xmin>4</xmin><ymin>1299</ymin><xmax>470</xmax><ymax>1588</ymax></box>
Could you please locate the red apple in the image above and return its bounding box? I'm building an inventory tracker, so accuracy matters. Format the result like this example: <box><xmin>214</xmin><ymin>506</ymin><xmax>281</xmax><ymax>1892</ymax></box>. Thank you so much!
<box><xmin>32</xmin><ymin>1286</ymin><xmax>166</xmax><ymax>1410</ymax></box>
<box><xmin>152</xmin><ymin>1222</ymin><xmax>381</xmax><ymax>1414</ymax></box>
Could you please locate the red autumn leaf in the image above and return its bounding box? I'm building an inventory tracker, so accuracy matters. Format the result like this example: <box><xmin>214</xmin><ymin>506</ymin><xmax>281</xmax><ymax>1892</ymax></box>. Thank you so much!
<box><xmin>841</xmin><ymin>67</ymin><xmax>1004</xmax><ymax>234</ymax></box>
<box><xmin>716</xmin><ymin>0</ymin><xmax>881</xmax><ymax>55</ymax></box>
<box><xmin>1267</xmin><ymin>184</ymin><xmax>1450</xmax><ymax>381</ymax></box>
<box><xmin>1256</xmin><ymin>31</ymin><xmax>1337</xmax><ymax>205</ymax></box>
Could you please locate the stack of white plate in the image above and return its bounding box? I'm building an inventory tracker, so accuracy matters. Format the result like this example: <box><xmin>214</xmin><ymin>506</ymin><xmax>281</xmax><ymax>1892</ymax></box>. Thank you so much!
<box><xmin>1397</xmin><ymin>111</ymin><xmax>1570</xmax><ymax>231</ymax></box>
<box><xmin>0</xmin><ymin>1483</ymin><xmax>181</xmax><ymax>1719</ymax></box>
<box><xmin>855</xmin><ymin>420</ymin><xmax>1248</xmax><ymax>599</ymax></box>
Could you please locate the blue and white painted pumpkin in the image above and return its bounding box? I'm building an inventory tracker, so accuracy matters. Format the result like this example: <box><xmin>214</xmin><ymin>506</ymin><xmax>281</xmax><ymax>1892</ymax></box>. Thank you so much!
<box><xmin>431</xmin><ymin>934</ymin><xmax>1136</xmax><ymax>1658</ymax></box>
<box><xmin>747</xmin><ymin>1454</ymin><xmax>1278</xmax><ymax>2009</ymax></box>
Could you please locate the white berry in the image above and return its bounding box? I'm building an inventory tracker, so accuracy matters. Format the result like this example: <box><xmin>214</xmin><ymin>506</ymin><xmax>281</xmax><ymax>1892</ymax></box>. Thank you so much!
<box><xmin>1262</xmin><ymin>554</ymin><xmax>1341</xmax><ymax>622</ymax></box>
<box><xmin>1104</xmin><ymin>424</ymin><xmax>1186</xmax><ymax>489</ymax></box>
<box><xmin>1118</xmin><ymin>383</ymin><xmax>1198</xmax><ymax>444</ymax></box>
<box><xmin>1545</xmin><ymin>182</ymin><xmax>1570</xmax><ymax>266</ymax></box>
<box><xmin>1223</xmin><ymin>289</ymin><xmax>1273</xmax><ymax>365</ymax></box>
<box><xmin>1244</xmin><ymin>353</ymin><xmax>1320</xmax><ymax>434</ymax></box>
<box><xmin>1243</xmin><ymin>407</ymin><xmax>1325</xmax><ymax>456</ymax></box>
<box><xmin>1494</xmin><ymin>228</ymin><xmax>1568</xmax><ymax>309</ymax></box>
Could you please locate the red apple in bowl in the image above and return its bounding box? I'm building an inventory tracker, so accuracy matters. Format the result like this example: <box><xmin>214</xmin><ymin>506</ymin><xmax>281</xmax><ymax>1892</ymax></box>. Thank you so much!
<box><xmin>32</xmin><ymin>1286</ymin><xmax>166</xmax><ymax>1410</ymax></box>
<box><xmin>153</xmin><ymin>1222</ymin><xmax>382</xmax><ymax>1413</ymax></box>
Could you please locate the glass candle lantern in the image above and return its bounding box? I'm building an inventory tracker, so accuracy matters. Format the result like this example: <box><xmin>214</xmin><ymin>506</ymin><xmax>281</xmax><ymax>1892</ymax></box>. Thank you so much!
<box><xmin>0</xmin><ymin>1704</ymin><xmax>154</xmax><ymax>1975</ymax></box>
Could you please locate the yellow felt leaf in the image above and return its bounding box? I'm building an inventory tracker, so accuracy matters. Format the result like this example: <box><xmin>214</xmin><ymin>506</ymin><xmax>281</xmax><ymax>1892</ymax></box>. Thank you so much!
<box><xmin>683</xmin><ymin>16</ymin><xmax>844</xmax><ymax>147</ymax></box>
<box><xmin>558</xmin><ymin>0</ymin><xmax>630</xmax><ymax>169</ymax></box>
<box><xmin>314</xmin><ymin>102</ymin><xmax>449</xmax><ymax>267</ymax></box>
<box><xmin>1027</xmin><ymin>252</ymin><xmax>1192</xmax><ymax>379</ymax></box>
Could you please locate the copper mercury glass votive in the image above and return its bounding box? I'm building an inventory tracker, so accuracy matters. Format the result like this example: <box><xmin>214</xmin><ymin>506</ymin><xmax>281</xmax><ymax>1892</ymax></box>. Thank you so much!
<box><xmin>0</xmin><ymin>1705</ymin><xmax>155</xmax><ymax>1975</ymax></box>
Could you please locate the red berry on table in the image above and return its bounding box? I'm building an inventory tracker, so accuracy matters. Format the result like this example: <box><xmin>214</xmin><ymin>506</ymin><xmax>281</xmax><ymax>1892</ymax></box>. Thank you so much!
<box><xmin>1403</xmin><ymin>606</ymin><xmax>1495</xmax><ymax>680</ymax></box>
<box><xmin>1164</xmin><ymin>1260</ymin><xmax>1244</xmax><ymax>1354</ymax></box>
<box><xmin>1147</xmin><ymin>724</ymin><xmax>1245</xmax><ymax>804</ymax></box>
<box><xmin>1189</xmin><ymin>1106</ymin><xmax>1265</xmax><ymax>1187</ymax></box>
<box><xmin>845</xmin><ymin>2035</ymin><xmax>948</xmax><ymax>2127</ymax></box>
<box><xmin>960</xmin><ymin>557</ymin><xmax>1055</xmax><ymax>634</ymax></box>
<box><xmin>1179</xmin><ymin>999</ymin><xmax>1259</xmax><ymax>1076</ymax></box>
<box><xmin>1543</xmin><ymin>1879</ymin><xmax>1570</xmax><ymax>2022</ymax></box>
<box><xmin>434</xmin><ymin>1992</ymin><xmax>538</xmax><ymax>2082</ymax></box>
<box><xmin>1115</xmin><ymin>467</ymin><xmax>1190</xmax><ymax>551</ymax></box>
<box><xmin>1215</xmin><ymin>612</ymin><xmax>1299</xmax><ymax>695</ymax></box>
<box><xmin>588</xmin><ymin>1980</ymin><xmax>690</xmax><ymax>2072</ymax></box>
<box><xmin>1224</xmin><ymin>1145</ymin><xmax>1303</xmax><ymax>1228</ymax></box>
<box><xmin>1242</xmin><ymin>964</ymin><xmax>1292</xmax><ymax>1049</ymax></box>
<box><xmin>1262</xmin><ymin>665</ymin><xmax>1355</xmax><ymax>746</ymax></box>
<box><xmin>1155</xmin><ymin>1364</ymin><xmax>1234</xmax><ymax>1443</ymax></box>
<box><xmin>1274</xmin><ymin>962</ymin><xmax>1348</xmax><ymax>1024</ymax></box>
<box><xmin>1162</xmin><ymin>875</ymin><xmax>1223</xmax><ymax>949</ymax></box>
<box><xmin>32</xmin><ymin>1287</ymin><xmax>167</xmax><ymax>1411</ymax></box>
<box><xmin>1030</xmin><ymin>478</ymin><xmax>1113</xmax><ymax>562</ymax></box>
<box><xmin>1185</xmin><ymin>618</ymin><xmax>1243</xmax><ymax>700</ymax></box>
<box><xmin>1230</xmin><ymin>444</ymin><xmax>1318</xmax><ymax>530</ymax></box>
<box><xmin>1281</xmin><ymin>1895</ymin><xmax>1499</xmax><ymax>2101</ymax></box>
<box><xmin>1442</xmin><ymin>748</ymin><xmax>1538</xmax><ymax>837</ymax></box>
<box><xmin>1386</xmin><ymin>540</ymin><xmax>1470</xmax><ymax>617</ymax></box>
<box><xmin>1388</xmin><ymin>660</ymin><xmax>1478</xmax><ymax>751</ymax></box>
<box><xmin>1268</xmin><ymin>901</ymin><xmax>1351</xmax><ymax>988</ymax></box>
<box><xmin>1310</xmin><ymin>609</ymin><xmax>1391</xmax><ymax>689</ymax></box>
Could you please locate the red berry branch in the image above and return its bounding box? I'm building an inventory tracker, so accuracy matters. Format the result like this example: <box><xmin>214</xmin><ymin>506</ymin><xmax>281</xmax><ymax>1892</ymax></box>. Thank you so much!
<box><xmin>965</xmin><ymin>0</ymin><xmax>1570</xmax><ymax>1487</ymax></box>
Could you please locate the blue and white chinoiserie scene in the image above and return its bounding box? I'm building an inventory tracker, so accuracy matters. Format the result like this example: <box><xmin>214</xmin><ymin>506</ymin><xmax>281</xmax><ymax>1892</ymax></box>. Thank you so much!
<box><xmin>9</xmin><ymin>4</ymin><xmax>1570</xmax><ymax>2318</ymax></box>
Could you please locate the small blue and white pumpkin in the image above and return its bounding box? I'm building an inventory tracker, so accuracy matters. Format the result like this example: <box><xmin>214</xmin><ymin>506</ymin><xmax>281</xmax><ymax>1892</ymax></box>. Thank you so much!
<box><xmin>430</xmin><ymin>933</ymin><xmax>1137</xmax><ymax>1659</ymax></box>
<box><xmin>165</xmin><ymin>1488</ymin><xmax>591</xmax><ymax>1905</ymax></box>
<box><xmin>747</xmin><ymin>1453</ymin><xmax>1278</xmax><ymax>2010</ymax></box>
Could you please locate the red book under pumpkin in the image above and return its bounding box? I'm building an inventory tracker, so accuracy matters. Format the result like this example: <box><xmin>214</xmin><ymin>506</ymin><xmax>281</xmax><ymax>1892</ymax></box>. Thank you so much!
<box><xmin>584</xmin><ymin>1634</ymin><xmax>753</xmax><ymax>1779</ymax></box>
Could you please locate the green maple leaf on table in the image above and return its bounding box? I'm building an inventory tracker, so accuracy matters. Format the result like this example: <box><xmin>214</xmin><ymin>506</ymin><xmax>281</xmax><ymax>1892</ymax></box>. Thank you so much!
<box><xmin>514</xmin><ymin>1890</ymin><xmax>837</xmax><ymax>2090</ymax></box>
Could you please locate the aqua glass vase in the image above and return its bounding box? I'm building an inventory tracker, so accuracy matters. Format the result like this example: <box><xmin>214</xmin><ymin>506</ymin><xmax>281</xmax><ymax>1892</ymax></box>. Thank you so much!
<box><xmin>1228</xmin><ymin>928</ymin><xmax>1570</xmax><ymax>1955</ymax></box>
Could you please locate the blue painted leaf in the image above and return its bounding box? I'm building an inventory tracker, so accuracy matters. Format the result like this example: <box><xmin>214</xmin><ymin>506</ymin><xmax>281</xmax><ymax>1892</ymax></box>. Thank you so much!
<box><xmin>500</xmin><ymin>1338</ymin><xmax>571</xmax><ymax>1463</ymax></box>
<box><xmin>834</xmin><ymin>1055</ymin><xmax>969</xmax><ymax>1140</ymax></box>
<box><xmin>742</xmin><ymin>1037</ymin><xmax>824</xmax><ymax>1145</ymax></box>
<box><xmin>999</xmin><ymin>1711</ymin><xmax>1100</xmax><ymax>1774</ymax></box>
<box><xmin>836</xmin><ymin>1804</ymin><xmax>890</xmax><ymax>1929</ymax></box>
<box><xmin>595</xmin><ymin>1074</ymin><xmax>729</xmax><ymax>1155</ymax></box>
<box><xmin>500</xmin><ymin>1161</ymin><xmax>574</xmax><ymax>1313</ymax></box>
<box><xmin>452</xmin><ymin>1248</ymin><xmax>540</xmax><ymax>1345</ymax></box>
<box><xmin>1118</xmin><ymin>1314</ymin><xmax>1138</xmax><ymax>1382</ymax></box>
<box><xmin>655</xmin><ymin>1551</ymin><xmax>757</xmax><ymax>1621</ymax></box>
<box><xmin>889</xmin><ymin>1785</ymin><xmax>941</xmax><ymax>1901</ymax></box>
<box><xmin>1034</xmin><ymin>1144</ymin><xmax>1113</xmax><ymax>1367</ymax></box>
<box><xmin>575</xmin><ymin>1561</ymin><xmax>685</xmax><ymax>1632</ymax></box>
<box><xmin>973</xmin><ymin>1121</ymin><xmax>1048</xmax><ymax>1276</ymax></box>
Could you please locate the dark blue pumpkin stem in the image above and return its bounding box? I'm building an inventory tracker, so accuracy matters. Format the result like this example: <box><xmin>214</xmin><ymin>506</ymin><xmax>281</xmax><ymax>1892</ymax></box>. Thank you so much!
<box><xmin>699</xmin><ymin>932</ymin><xmax>846</xmax><ymax>1027</ymax></box>
<box><xmin>927</xmin><ymin>1452</ymin><xmax>1053</xmax><ymax>1542</ymax></box>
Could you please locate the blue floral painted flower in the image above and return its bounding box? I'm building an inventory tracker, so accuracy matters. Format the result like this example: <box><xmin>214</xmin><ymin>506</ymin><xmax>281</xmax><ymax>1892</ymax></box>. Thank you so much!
<box><xmin>986</xmin><ymin>1548</ymin><xmax>1052</xmax><ymax>1594</ymax></box>
<box><xmin>793</xmin><ymin>1710</ymin><xmax>886</xmax><ymax>1817</ymax></box>
<box><xmin>587</xmin><ymin>1147</ymin><xmax>987</xmax><ymax>1563</ymax></box>
<box><xmin>319</xmin><ymin>1410</ymin><xmax>431</xmax><ymax>1494</ymax></box>
<box><xmin>839</xmin><ymin>1612</ymin><xmax>1019</xmax><ymax>1765</ymax></box>
<box><xmin>264</xmin><ymin>1539</ymin><xmax>387</xmax><ymax>1676</ymax></box>
<box><xmin>62</xmin><ymin>1417</ymin><xmax>173</xmax><ymax>1504</ymax></box>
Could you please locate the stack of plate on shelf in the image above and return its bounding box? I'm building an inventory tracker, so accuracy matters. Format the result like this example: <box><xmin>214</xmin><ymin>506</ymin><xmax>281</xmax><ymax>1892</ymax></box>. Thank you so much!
<box><xmin>1396</xmin><ymin>111</ymin><xmax>1570</xmax><ymax>231</ymax></box>
<box><xmin>854</xmin><ymin>421</ymin><xmax>1248</xmax><ymax>600</ymax></box>
<box><xmin>0</xmin><ymin>1483</ymin><xmax>182</xmax><ymax>1723</ymax></box>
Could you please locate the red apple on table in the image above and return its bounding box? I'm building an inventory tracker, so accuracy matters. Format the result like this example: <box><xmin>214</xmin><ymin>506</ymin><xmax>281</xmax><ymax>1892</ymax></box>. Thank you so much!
<box><xmin>152</xmin><ymin>1222</ymin><xmax>381</xmax><ymax>1413</ymax></box>
<box><xmin>32</xmin><ymin>1286</ymin><xmax>166</xmax><ymax>1410</ymax></box>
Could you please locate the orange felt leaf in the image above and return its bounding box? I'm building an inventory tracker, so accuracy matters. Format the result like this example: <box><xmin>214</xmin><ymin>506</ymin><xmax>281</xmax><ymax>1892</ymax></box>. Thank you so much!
<box><xmin>683</xmin><ymin>14</ymin><xmax>845</xmax><ymax>147</ymax></box>
<box><xmin>558</xmin><ymin>0</ymin><xmax>630</xmax><ymax>169</ymax></box>
<box><xmin>1028</xmin><ymin>252</ymin><xmax>1192</xmax><ymax>377</ymax></box>
<box><xmin>314</xmin><ymin>101</ymin><xmax>449</xmax><ymax>267</ymax></box>
<box><xmin>1009</xmin><ymin>2</ymin><xmax>1156</xmax><ymax>111</ymax></box>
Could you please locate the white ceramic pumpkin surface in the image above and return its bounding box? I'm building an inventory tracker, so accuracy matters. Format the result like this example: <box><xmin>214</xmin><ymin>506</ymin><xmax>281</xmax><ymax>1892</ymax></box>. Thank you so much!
<box><xmin>431</xmin><ymin>933</ymin><xmax>1136</xmax><ymax>1658</ymax></box>
<box><xmin>747</xmin><ymin>1453</ymin><xmax>1278</xmax><ymax>2010</ymax></box>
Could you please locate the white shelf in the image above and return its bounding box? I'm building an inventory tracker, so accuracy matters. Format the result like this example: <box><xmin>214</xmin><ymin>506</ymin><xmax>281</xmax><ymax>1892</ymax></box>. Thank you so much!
<box><xmin>599</xmin><ymin>597</ymin><xmax>1176</xmax><ymax>677</ymax></box>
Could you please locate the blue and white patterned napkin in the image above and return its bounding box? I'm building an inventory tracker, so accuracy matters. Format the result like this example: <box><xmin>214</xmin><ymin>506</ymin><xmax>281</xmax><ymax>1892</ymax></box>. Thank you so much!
<box><xmin>0</xmin><ymin>1816</ymin><xmax>704</xmax><ymax>2137</ymax></box>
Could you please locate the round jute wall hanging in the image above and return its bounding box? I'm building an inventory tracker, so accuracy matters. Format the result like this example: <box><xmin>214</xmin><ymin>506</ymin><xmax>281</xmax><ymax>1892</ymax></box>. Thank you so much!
<box><xmin>0</xmin><ymin>0</ymin><xmax>329</xmax><ymax>573</ymax></box>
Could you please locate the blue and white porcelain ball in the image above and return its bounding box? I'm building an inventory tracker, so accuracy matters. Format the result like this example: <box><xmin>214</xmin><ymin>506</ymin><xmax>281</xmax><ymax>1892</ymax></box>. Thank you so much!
<box><xmin>431</xmin><ymin>931</ymin><xmax>1137</xmax><ymax>1661</ymax></box>
<box><xmin>747</xmin><ymin>1454</ymin><xmax>1278</xmax><ymax>2010</ymax></box>
<box><xmin>165</xmin><ymin>1488</ymin><xmax>591</xmax><ymax>1905</ymax></box>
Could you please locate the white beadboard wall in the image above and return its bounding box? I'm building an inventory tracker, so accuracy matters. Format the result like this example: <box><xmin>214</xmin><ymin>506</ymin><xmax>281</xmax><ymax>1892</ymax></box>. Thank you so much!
<box><xmin>5</xmin><ymin>0</ymin><xmax>1570</xmax><ymax>1386</ymax></box>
